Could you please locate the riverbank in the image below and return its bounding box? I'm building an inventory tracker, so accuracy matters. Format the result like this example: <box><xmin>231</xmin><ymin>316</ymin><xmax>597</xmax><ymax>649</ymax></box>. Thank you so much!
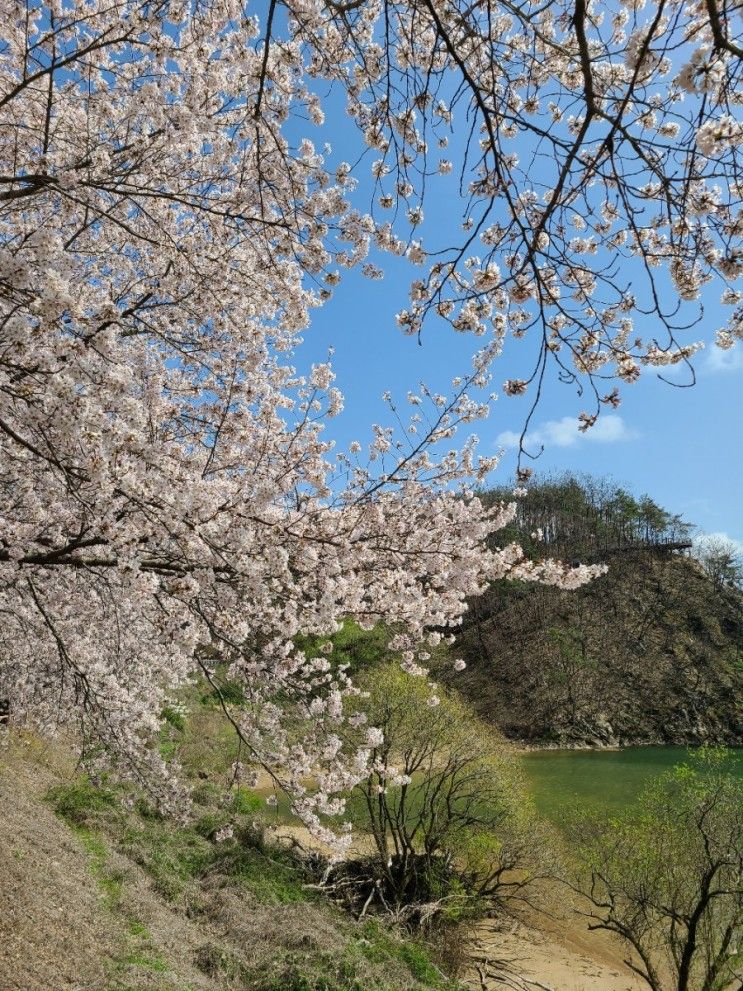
<box><xmin>257</xmin><ymin>746</ymin><xmax>743</xmax><ymax>990</ymax></box>
<box><xmin>513</xmin><ymin>736</ymin><xmax>743</xmax><ymax>752</ymax></box>
<box><xmin>267</xmin><ymin>818</ymin><xmax>647</xmax><ymax>991</ymax></box>
<box><xmin>7</xmin><ymin>727</ymin><xmax>738</xmax><ymax>991</ymax></box>
<box><xmin>467</xmin><ymin>914</ymin><xmax>643</xmax><ymax>991</ymax></box>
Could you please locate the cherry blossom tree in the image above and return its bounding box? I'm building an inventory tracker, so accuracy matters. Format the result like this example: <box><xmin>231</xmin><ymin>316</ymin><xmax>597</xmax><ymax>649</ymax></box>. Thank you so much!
<box><xmin>0</xmin><ymin>0</ymin><xmax>740</xmax><ymax>838</ymax></box>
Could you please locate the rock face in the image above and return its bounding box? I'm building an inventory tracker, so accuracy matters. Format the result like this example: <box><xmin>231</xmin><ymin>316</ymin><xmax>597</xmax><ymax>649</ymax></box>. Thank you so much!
<box><xmin>448</xmin><ymin>553</ymin><xmax>743</xmax><ymax>746</ymax></box>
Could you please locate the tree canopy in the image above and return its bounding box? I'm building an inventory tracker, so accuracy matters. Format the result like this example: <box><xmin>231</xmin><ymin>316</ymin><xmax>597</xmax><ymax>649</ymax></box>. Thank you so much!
<box><xmin>481</xmin><ymin>472</ymin><xmax>693</xmax><ymax>558</ymax></box>
<box><xmin>340</xmin><ymin>664</ymin><xmax>550</xmax><ymax>923</ymax></box>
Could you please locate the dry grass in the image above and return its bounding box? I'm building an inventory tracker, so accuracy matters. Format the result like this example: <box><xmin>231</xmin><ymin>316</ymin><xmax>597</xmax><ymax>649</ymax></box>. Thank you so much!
<box><xmin>0</xmin><ymin>729</ymin><xmax>462</xmax><ymax>991</ymax></box>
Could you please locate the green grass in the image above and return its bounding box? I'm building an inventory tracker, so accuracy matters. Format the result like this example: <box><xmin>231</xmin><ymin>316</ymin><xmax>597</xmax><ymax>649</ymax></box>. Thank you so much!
<box><xmin>119</xmin><ymin>819</ymin><xmax>214</xmax><ymax>901</ymax></box>
<box><xmin>46</xmin><ymin>783</ymin><xmax>174</xmax><ymax>989</ymax></box>
<box><xmin>46</xmin><ymin>771</ymin><xmax>463</xmax><ymax>990</ymax></box>
<box><xmin>160</xmin><ymin>705</ymin><xmax>186</xmax><ymax>733</ymax></box>
<box><xmin>120</xmin><ymin>951</ymin><xmax>169</xmax><ymax>973</ymax></box>
<box><xmin>355</xmin><ymin>920</ymin><xmax>454</xmax><ymax>986</ymax></box>
<box><xmin>74</xmin><ymin>830</ymin><xmax>125</xmax><ymax>908</ymax></box>
<box><xmin>231</xmin><ymin>786</ymin><xmax>263</xmax><ymax>815</ymax></box>
<box><xmin>46</xmin><ymin>776</ymin><xmax>119</xmax><ymax>827</ymax></box>
<box><xmin>250</xmin><ymin>942</ymin><xmax>457</xmax><ymax>991</ymax></box>
<box><xmin>47</xmin><ymin>774</ymin><xmax>310</xmax><ymax>906</ymax></box>
<box><xmin>126</xmin><ymin>919</ymin><xmax>150</xmax><ymax>938</ymax></box>
<box><xmin>217</xmin><ymin>839</ymin><xmax>310</xmax><ymax>904</ymax></box>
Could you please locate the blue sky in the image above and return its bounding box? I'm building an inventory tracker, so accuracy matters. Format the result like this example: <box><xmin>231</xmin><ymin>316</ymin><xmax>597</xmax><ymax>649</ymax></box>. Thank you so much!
<box><xmin>300</xmin><ymin>254</ymin><xmax>742</xmax><ymax>547</ymax></box>
<box><xmin>281</xmin><ymin>76</ymin><xmax>743</xmax><ymax>549</ymax></box>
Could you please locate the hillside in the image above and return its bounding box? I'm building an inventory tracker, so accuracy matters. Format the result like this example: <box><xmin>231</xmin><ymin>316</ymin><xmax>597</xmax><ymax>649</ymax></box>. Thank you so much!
<box><xmin>0</xmin><ymin>731</ymin><xmax>462</xmax><ymax>991</ymax></box>
<box><xmin>0</xmin><ymin>730</ymin><xmax>650</xmax><ymax>991</ymax></box>
<box><xmin>443</xmin><ymin>478</ymin><xmax>743</xmax><ymax>746</ymax></box>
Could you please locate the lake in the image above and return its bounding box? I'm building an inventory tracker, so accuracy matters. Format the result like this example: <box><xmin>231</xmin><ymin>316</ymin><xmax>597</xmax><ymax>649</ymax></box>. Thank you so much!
<box><xmin>520</xmin><ymin>746</ymin><xmax>743</xmax><ymax>821</ymax></box>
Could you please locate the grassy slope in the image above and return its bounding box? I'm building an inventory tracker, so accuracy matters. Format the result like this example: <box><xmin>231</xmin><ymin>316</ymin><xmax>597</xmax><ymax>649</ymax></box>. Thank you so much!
<box><xmin>0</xmin><ymin>728</ymin><xmax>463</xmax><ymax>991</ymax></box>
<box><xmin>445</xmin><ymin>554</ymin><xmax>743</xmax><ymax>745</ymax></box>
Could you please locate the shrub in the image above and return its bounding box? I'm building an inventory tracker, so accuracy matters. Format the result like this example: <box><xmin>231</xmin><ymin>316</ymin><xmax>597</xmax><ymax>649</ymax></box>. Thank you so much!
<box><xmin>342</xmin><ymin>665</ymin><xmax>552</xmax><ymax>924</ymax></box>
<box><xmin>574</xmin><ymin>748</ymin><xmax>743</xmax><ymax>991</ymax></box>
<box><xmin>47</xmin><ymin>776</ymin><xmax>118</xmax><ymax>828</ymax></box>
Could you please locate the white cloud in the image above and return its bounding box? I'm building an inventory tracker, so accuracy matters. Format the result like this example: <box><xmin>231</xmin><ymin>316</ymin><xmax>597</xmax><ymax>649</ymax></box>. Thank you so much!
<box><xmin>642</xmin><ymin>345</ymin><xmax>742</xmax><ymax>379</ymax></box>
<box><xmin>496</xmin><ymin>414</ymin><xmax>637</xmax><ymax>451</ymax></box>
<box><xmin>704</xmin><ymin>346</ymin><xmax>743</xmax><ymax>374</ymax></box>
<box><xmin>693</xmin><ymin>531</ymin><xmax>743</xmax><ymax>556</ymax></box>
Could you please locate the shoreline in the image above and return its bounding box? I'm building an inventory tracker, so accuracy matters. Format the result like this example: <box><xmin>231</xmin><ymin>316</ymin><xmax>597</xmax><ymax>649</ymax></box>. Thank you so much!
<box><xmin>467</xmin><ymin>912</ymin><xmax>645</xmax><ymax>991</ymax></box>
<box><xmin>509</xmin><ymin>738</ymin><xmax>743</xmax><ymax>753</ymax></box>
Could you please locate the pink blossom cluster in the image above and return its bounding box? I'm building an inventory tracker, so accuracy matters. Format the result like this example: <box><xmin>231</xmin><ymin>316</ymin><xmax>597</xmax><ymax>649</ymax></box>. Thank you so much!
<box><xmin>283</xmin><ymin>0</ymin><xmax>742</xmax><ymax>417</ymax></box>
<box><xmin>0</xmin><ymin>0</ymin><xmax>736</xmax><ymax>838</ymax></box>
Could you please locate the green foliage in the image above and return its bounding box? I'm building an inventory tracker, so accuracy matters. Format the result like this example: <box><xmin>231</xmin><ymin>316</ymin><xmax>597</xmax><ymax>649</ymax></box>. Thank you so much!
<box><xmin>355</xmin><ymin>920</ymin><xmax>460</xmax><ymax>988</ymax></box>
<box><xmin>199</xmin><ymin>677</ymin><xmax>246</xmax><ymax>707</ymax></box>
<box><xmin>576</xmin><ymin>748</ymin><xmax>743</xmax><ymax>991</ymax></box>
<box><xmin>159</xmin><ymin>705</ymin><xmax>186</xmax><ymax>732</ymax></box>
<box><xmin>348</xmin><ymin>664</ymin><xmax>551</xmax><ymax>920</ymax></box>
<box><xmin>231</xmin><ymin>786</ymin><xmax>263</xmax><ymax>815</ymax></box>
<box><xmin>48</xmin><ymin>772</ymin><xmax>308</xmax><ymax>907</ymax></box>
<box><xmin>198</xmin><ymin>924</ymin><xmax>463</xmax><ymax>991</ymax></box>
<box><xmin>295</xmin><ymin>620</ymin><xmax>394</xmax><ymax>676</ymax></box>
<box><xmin>74</xmin><ymin>830</ymin><xmax>125</xmax><ymax>909</ymax></box>
<box><xmin>119</xmin><ymin>951</ymin><xmax>169</xmax><ymax>973</ymax></box>
<box><xmin>482</xmin><ymin>471</ymin><xmax>691</xmax><ymax>560</ymax></box>
<box><xmin>126</xmin><ymin>919</ymin><xmax>150</xmax><ymax>938</ymax></box>
<box><xmin>47</xmin><ymin>775</ymin><xmax>118</xmax><ymax>828</ymax></box>
<box><xmin>171</xmin><ymin>704</ymin><xmax>244</xmax><ymax>783</ymax></box>
<box><xmin>252</xmin><ymin>954</ymin><xmax>367</xmax><ymax>991</ymax></box>
<box><xmin>217</xmin><ymin>835</ymin><xmax>310</xmax><ymax>904</ymax></box>
<box><xmin>44</xmin><ymin>681</ymin><xmax>469</xmax><ymax>991</ymax></box>
<box><xmin>251</xmin><ymin>926</ymin><xmax>459</xmax><ymax>991</ymax></box>
<box><xmin>119</xmin><ymin>818</ymin><xmax>216</xmax><ymax>901</ymax></box>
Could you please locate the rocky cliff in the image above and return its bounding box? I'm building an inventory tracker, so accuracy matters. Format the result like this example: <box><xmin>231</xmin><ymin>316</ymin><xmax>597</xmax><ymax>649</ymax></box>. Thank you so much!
<box><xmin>441</xmin><ymin>476</ymin><xmax>742</xmax><ymax>746</ymax></box>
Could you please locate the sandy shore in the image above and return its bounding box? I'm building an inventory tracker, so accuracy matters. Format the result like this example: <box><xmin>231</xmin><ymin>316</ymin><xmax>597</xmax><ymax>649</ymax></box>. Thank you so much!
<box><xmin>466</xmin><ymin>914</ymin><xmax>645</xmax><ymax>991</ymax></box>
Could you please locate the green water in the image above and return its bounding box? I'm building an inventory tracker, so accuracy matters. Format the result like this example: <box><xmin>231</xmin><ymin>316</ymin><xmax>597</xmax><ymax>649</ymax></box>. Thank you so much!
<box><xmin>520</xmin><ymin>746</ymin><xmax>743</xmax><ymax>821</ymax></box>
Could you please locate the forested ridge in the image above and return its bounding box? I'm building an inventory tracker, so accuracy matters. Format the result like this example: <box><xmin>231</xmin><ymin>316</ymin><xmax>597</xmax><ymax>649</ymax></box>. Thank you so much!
<box><xmin>444</xmin><ymin>475</ymin><xmax>743</xmax><ymax>746</ymax></box>
<box><xmin>482</xmin><ymin>474</ymin><xmax>694</xmax><ymax>559</ymax></box>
